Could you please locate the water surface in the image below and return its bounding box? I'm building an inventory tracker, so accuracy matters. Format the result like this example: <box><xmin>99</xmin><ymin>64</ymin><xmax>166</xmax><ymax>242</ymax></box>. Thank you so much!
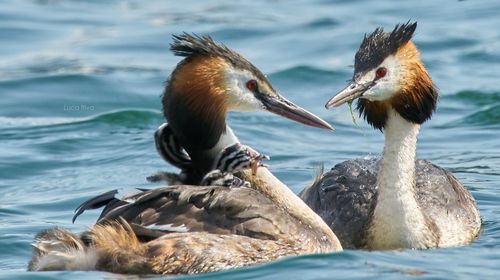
<box><xmin>1</xmin><ymin>0</ymin><xmax>500</xmax><ymax>279</ymax></box>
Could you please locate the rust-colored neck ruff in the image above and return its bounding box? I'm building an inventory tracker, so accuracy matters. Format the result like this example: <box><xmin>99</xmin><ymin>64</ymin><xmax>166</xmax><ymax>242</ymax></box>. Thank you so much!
<box><xmin>163</xmin><ymin>56</ymin><xmax>229</xmax><ymax>152</ymax></box>
<box><xmin>357</xmin><ymin>42</ymin><xmax>438</xmax><ymax>131</ymax></box>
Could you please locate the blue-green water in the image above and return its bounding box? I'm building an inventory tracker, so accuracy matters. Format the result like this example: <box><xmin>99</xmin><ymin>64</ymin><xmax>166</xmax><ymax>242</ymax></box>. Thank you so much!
<box><xmin>1</xmin><ymin>0</ymin><xmax>499</xmax><ymax>279</ymax></box>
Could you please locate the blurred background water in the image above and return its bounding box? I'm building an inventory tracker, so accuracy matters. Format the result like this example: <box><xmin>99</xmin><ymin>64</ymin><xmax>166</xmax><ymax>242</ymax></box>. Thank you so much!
<box><xmin>1</xmin><ymin>0</ymin><xmax>499</xmax><ymax>279</ymax></box>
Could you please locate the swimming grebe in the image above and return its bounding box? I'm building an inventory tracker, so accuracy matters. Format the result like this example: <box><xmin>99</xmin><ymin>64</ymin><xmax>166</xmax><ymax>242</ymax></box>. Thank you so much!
<box><xmin>301</xmin><ymin>22</ymin><xmax>481</xmax><ymax>250</ymax></box>
<box><xmin>29</xmin><ymin>34</ymin><xmax>341</xmax><ymax>274</ymax></box>
<box><xmin>147</xmin><ymin>33</ymin><xmax>333</xmax><ymax>185</ymax></box>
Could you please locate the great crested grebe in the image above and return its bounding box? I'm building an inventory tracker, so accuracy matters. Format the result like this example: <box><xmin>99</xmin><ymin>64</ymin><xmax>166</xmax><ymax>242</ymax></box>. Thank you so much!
<box><xmin>29</xmin><ymin>34</ymin><xmax>341</xmax><ymax>274</ymax></box>
<box><xmin>301</xmin><ymin>22</ymin><xmax>481</xmax><ymax>250</ymax></box>
<box><xmin>146</xmin><ymin>33</ymin><xmax>333</xmax><ymax>186</ymax></box>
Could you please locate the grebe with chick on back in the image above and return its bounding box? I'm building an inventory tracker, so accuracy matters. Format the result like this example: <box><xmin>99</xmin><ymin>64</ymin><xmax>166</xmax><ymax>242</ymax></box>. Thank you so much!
<box><xmin>29</xmin><ymin>34</ymin><xmax>341</xmax><ymax>275</ymax></box>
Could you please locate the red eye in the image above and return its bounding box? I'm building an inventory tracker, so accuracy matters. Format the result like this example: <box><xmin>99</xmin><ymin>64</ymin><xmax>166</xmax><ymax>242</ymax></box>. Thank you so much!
<box><xmin>375</xmin><ymin>67</ymin><xmax>387</xmax><ymax>79</ymax></box>
<box><xmin>246</xmin><ymin>80</ymin><xmax>257</xmax><ymax>92</ymax></box>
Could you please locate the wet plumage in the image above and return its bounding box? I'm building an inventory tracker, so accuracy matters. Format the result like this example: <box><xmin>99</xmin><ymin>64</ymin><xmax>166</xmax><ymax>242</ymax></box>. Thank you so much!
<box><xmin>301</xmin><ymin>158</ymin><xmax>480</xmax><ymax>248</ymax></box>
<box><xmin>29</xmin><ymin>34</ymin><xmax>340</xmax><ymax>274</ymax></box>
<box><xmin>304</xmin><ymin>22</ymin><xmax>481</xmax><ymax>249</ymax></box>
<box><xmin>31</xmin><ymin>182</ymin><xmax>339</xmax><ymax>274</ymax></box>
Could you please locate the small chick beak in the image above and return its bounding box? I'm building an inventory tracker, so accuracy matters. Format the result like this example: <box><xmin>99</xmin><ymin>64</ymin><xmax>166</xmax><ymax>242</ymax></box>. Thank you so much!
<box><xmin>258</xmin><ymin>94</ymin><xmax>334</xmax><ymax>131</ymax></box>
<box><xmin>325</xmin><ymin>81</ymin><xmax>370</xmax><ymax>109</ymax></box>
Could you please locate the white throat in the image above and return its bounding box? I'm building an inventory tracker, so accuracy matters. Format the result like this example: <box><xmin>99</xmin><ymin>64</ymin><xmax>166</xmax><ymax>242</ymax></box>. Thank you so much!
<box><xmin>368</xmin><ymin>108</ymin><xmax>431</xmax><ymax>249</ymax></box>
<box><xmin>206</xmin><ymin>125</ymin><xmax>240</xmax><ymax>161</ymax></box>
<box><xmin>215</xmin><ymin>125</ymin><xmax>239</xmax><ymax>150</ymax></box>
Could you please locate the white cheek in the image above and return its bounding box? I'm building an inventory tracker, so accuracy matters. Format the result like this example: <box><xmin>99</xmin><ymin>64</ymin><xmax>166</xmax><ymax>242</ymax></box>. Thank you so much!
<box><xmin>230</xmin><ymin>93</ymin><xmax>264</xmax><ymax>112</ymax></box>
<box><xmin>364</xmin><ymin>81</ymin><xmax>398</xmax><ymax>101</ymax></box>
<box><xmin>224</xmin><ymin>69</ymin><xmax>265</xmax><ymax>112</ymax></box>
<box><xmin>362</xmin><ymin>56</ymin><xmax>401</xmax><ymax>101</ymax></box>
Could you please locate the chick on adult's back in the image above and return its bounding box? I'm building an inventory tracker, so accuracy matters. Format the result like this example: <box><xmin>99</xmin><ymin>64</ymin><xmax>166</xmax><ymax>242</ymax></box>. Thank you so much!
<box><xmin>153</xmin><ymin>33</ymin><xmax>333</xmax><ymax>185</ymax></box>
<box><xmin>29</xmin><ymin>34</ymin><xmax>341</xmax><ymax>275</ymax></box>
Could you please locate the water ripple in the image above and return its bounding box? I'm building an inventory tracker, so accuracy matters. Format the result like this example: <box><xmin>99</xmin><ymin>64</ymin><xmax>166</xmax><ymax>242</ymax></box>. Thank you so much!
<box><xmin>0</xmin><ymin>109</ymin><xmax>162</xmax><ymax>130</ymax></box>
<box><xmin>2</xmin><ymin>0</ymin><xmax>500</xmax><ymax>278</ymax></box>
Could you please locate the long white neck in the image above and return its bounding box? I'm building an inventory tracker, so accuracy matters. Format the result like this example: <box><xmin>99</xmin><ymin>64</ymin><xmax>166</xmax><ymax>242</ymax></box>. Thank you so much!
<box><xmin>209</xmin><ymin>126</ymin><xmax>342</xmax><ymax>252</ymax></box>
<box><xmin>240</xmin><ymin>168</ymin><xmax>342</xmax><ymax>252</ymax></box>
<box><xmin>368</xmin><ymin>108</ymin><xmax>430</xmax><ymax>249</ymax></box>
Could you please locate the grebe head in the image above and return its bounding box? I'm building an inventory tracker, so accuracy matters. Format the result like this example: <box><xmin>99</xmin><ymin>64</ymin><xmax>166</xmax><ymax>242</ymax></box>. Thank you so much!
<box><xmin>326</xmin><ymin>22</ymin><xmax>438</xmax><ymax>130</ymax></box>
<box><xmin>165</xmin><ymin>33</ymin><xmax>333</xmax><ymax>130</ymax></box>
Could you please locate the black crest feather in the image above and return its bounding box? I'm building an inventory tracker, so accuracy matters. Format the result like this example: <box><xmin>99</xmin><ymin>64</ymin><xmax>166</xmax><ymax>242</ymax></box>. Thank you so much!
<box><xmin>170</xmin><ymin>33</ymin><xmax>266</xmax><ymax>81</ymax></box>
<box><xmin>354</xmin><ymin>21</ymin><xmax>417</xmax><ymax>73</ymax></box>
<box><xmin>353</xmin><ymin>22</ymin><xmax>438</xmax><ymax>130</ymax></box>
<box><xmin>171</xmin><ymin>33</ymin><xmax>234</xmax><ymax>59</ymax></box>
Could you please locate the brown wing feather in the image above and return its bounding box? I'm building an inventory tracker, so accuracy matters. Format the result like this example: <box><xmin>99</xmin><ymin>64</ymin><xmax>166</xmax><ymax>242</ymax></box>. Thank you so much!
<box><xmin>90</xmin><ymin>185</ymin><xmax>312</xmax><ymax>244</ymax></box>
<box><xmin>90</xmin><ymin>220</ymin><xmax>304</xmax><ymax>275</ymax></box>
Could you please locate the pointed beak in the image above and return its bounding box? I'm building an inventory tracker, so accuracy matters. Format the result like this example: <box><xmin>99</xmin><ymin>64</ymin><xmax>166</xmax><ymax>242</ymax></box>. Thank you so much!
<box><xmin>258</xmin><ymin>93</ymin><xmax>334</xmax><ymax>131</ymax></box>
<box><xmin>325</xmin><ymin>81</ymin><xmax>370</xmax><ymax>109</ymax></box>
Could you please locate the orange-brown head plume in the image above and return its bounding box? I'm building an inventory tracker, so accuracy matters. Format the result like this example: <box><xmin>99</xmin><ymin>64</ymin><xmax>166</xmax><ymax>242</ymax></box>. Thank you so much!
<box><xmin>164</xmin><ymin>54</ymin><xmax>229</xmax><ymax>151</ymax></box>
<box><xmin>326</xmin><ymin>22</ymin><xmax>438</xmax><ymax>130</ymax></box>
<box><xmin>163</xmin><ymin>34</ymin><xmax>333</xmax><ymax>153</ymax></box>
<box><xmin>162</xmin><ymin>34</ymin><xmax>249</xmax><ymax>152</ymax></box>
